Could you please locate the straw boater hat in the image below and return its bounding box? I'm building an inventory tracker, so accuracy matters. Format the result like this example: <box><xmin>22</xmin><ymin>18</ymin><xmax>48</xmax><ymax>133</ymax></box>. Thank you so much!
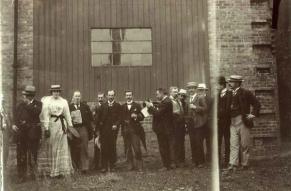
<box><xmin>179</xmin><ymin>89</ymin><xmax>187</xmax><ymax>95</ymax></box>
<box><xmin>197</xmin><ymin>83</ymin><xmax>208</xmax><ymax>90</ymax></box>
<box><xmin>186</xmin><ymin>81</ymin><xmax>198</xmax><ymax>88</ymax></box>
<box><xmin>22</xmin><ymin>85</ymin><xmax>36</xmax><ymax>95</ymax></box>
<box><xmin>50</xmin><ymin>84</ymin><xmax>62</xmax><ymax>92</ymax></box>
<box><xmin>227</xmin><ymin>75</ymin><xmax>244</xmax><ymax>82</ymax></box>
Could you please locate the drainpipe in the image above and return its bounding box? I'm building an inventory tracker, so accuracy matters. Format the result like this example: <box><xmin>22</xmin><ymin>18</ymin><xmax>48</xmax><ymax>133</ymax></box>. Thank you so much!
<box><xmin>272</xmin><ymin>0</ymin><xmax>281</xmax><ymax>29</ymax></box>
<box><xmin>12</xmin><ymin>0</ymin><xmax>18</xmax><ymax>117</ymax></box>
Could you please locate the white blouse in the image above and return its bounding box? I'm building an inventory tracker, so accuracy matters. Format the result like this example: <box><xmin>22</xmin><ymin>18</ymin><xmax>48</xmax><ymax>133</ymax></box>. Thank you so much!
<box><xmin>42</xmin><ymin>96</ymin><xmax>73</xmax><ymax>130</ymax></box>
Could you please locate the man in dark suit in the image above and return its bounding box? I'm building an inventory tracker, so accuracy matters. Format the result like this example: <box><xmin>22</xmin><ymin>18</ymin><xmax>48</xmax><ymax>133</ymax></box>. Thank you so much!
<box><xmin>197</xmin><ymin>83</ymin><xmax>213</xmax><ymax>163</ymax></box>
<box><xmin>227</xmin><ymin>75</ymin><xmax>261</xmax><ymax>171</ymax></box>
<box><xmin>169</xmin><ymin>86</ymin><xmax>185</xmax><ymax>168</ymax></box>
<box><xmin>12</xmin><ymin>85</ymin><xmax>42</xmax><ymax>182</ymax></box>
<box><xmin>92</xmin><ymin>92</ymin><xmax>105</xmax><ymax>170</ymax></box>
<box><xmin>146</xmin><ymin>88</ymin><xmax>175</xmax><ymax>170</ymax></box>
<box><xmin>217</xmin><ymin>76</ymin><xmax>232</xmax><ymax>168</ymax></box>
<box><xmin>69</xmin><ymin>91</ymin><xmax>93</xmax><ymax>173</ymax></box>
<box><xmin>98</xmin><ymin>90</ymin><xmax>121</xmax><ymax>172</ymax></box>
<box><xmin>177</xmin><ymin>89</ymin><xmax>188</xmax><ymax>166</ymax></box>
<box><xmin>120</xmin><ymin>91</ymin><xmax>145</xmax><ymax>171</ymax></box>
<box><xmin>186</xmin><ymin>82</ymin><xmax>208</xmax><ymax>168</ymax></box>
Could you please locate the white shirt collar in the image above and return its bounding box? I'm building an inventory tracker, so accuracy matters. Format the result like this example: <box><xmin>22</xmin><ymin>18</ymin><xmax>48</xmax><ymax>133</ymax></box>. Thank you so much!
<box><xmin>127</xmin><ymin>100</ymin><xmax>133</xmax><ymax>105</ymax></box>
<box><xmin>233</xmin><ymin>87</ymin><xmax>240</xmax><ymax>93</ymax></box>
<box><xmin>108</xmin><ymin>100</ymin><xmax>115</xmax><ymax>105</ymax></box>
<box><xmin>162</xmin><ymin>96</ymin><xmax>167</xmax><ymax>101</ymax></box>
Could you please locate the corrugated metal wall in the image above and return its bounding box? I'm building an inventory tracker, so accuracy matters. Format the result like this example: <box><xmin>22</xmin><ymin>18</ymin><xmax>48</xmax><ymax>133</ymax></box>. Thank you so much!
<box><xmin>33</xmin><ymin>0</ymin><xmax>209</xmax><ymax>101</ymax></box>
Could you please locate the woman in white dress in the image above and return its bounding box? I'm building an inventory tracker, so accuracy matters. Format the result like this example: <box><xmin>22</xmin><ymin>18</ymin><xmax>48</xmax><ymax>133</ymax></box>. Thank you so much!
<box><xmin>42</xmin><ymin>85</ymin><xmax>74</xmax><ymax>177</ymax></box>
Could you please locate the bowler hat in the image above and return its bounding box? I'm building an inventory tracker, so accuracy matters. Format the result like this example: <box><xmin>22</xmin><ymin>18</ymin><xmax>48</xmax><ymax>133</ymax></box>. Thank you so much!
<box><xmin>22</xmin><ymin>85</ymin><xmax>36</xmax><ymax>95</ymax></box>
<box><xmin>227</xmin><ymin>75</ymin><xmax>244</xmax><ymax>82</ymax></box>
<box><xmin>50</xmin><ymin>84</ymin><xmax>62</xmax><ymax>92</ymax></box>
<box><xmin>218</xmin><ymin>76</ymin><xmax>227</xmax><ymax>85</ymax></box>
<box><xmin>186</xmin><ymin>81</ymin><xmax>198</xmax><ymax>88</ymax></box>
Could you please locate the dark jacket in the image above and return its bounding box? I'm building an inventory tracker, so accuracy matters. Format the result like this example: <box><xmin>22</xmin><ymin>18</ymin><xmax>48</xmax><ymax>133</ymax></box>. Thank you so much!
<box><xmin>148</xmin><ymin>96</ymin><xmax>173</xmax><ymax>134</ymax></box>
<box><xmin>120</xmin><ymin>102</ymin><xmax>145</xmax><ymax>135</ymax></box>
<box><xmin>93</xmin><ymin>102</ymin><xmax>103</xmax><ymax>135</ymax></box>
<box><xmin>187</xmin><ymin>94</ymin><xmax>208</xmax><ymax>129</ymax></box>
<box><xmin>69</xmin><ymin>102</ymin><xmax>94</xmax><ymax>140</ymax></box>
<box><xmin>14</xmin><ymin>99</ymin><xmax>42</xmax><ymax>140</ymax></box>
<box><xmin>218</xmin><ymin>89</ymin><xmax>232</xmax><ymax>127</ymax></box>
<box><xmin>233</xmin><ymin>88</ymin><xmax>261</xmax><ymax>128</ymax></box>
<box><xmin>98</xmin><ymin>101</ymin><xmax>122</xmax><ymax>134</ymax></box>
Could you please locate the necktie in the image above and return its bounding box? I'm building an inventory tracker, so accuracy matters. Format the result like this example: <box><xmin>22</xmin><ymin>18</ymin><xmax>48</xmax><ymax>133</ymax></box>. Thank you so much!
<box><xmin>177</xmin><ymin>100</ymin><xmax>183</xmax><ymax>113</ymax></box>
<box><xmin>191</xmin><ymin>96</ymin><xmax>194</xmax><ymax>103</ymax></box>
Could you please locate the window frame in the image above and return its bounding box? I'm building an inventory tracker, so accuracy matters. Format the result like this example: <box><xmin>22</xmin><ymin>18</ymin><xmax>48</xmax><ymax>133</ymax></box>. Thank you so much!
<box><xmin>90</xmin><ymin>27</ymin><xmax>153</xmax><ymax>68</ymax></box>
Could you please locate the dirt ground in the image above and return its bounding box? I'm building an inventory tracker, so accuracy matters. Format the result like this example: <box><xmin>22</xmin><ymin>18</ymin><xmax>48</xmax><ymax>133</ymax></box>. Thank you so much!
<box><xmin>3</xmin><ymin>133</ymin><xmax>291</xmax><ymax>191</ymax></box>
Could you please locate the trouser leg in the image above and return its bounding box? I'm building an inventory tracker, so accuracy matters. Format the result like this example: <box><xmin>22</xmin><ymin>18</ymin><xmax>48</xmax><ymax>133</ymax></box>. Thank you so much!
<box><xmin>17</xmin><ymin>137</ymin><xmax>28</xmax><ymax>178</ymax></box>
<box><xmin>240</xmin><ymin>124</ymin><xmax>251</xmax><ymax>166</ymax></box>
<box><xmin>100</xmin><ymin>133</ymin><xmax>109</xmax><ymax>170</ymax></box>
<box><xmin>189</xmin><ymin>131</ymin><xmax>196</xmax><ymax>164</ymax></box>
<box><xmin>203</xmin><ymin>127</ymin><xmax>211</xmax><ymax>162</ymax></box>
<box><xmin>68</xmin><ymin>138</ymin><xmax>80</xmax><ymax>169</ymax></box>
<box><xmin>174</xmin><ymin>120</ymin><xmax>185</xmax><ymax>164</ymax></box>
<box><xmin>194</xmin><ymin>127</ymin><xmax>205</xmax><ymax>165</ymax></box>
<box><xmin>218</xmin><ymin>126</ymin><xmax>223</xmax><ymax>165</ymax></box>
<box><xmin>94</xmin><ymin>144</ymin><xmax>101</xmax><ymax>169</ymax></box>
<box><xmin>27</xmin><ymin>139</ymin><xmax>39</xmax><ymax>175</ymax></box>
<box><xmin>224</xmin><ymin>126</ymin><xmax>231</xmax><ymax>165</ymax></box>
<box><xmin>112</xmin><ymin>130</ymin><xmax>118</xmax><ymax>164</ymax></box>
<box><xmin>124</xmin><ymin>133</ymin><xmax>134</xmax><ymax>167</ymax></box>
<box><xmin>132</xmin><ymin>134</ymin><xmax>142</xmax><ymax>161</ymax></box>
<box><xmin>229</xmin><ymin>120</ymin><xmax>240</xmax><ymax>166</ymax></box>
<box><xmin>79</xmin><ymin>127</ymin><xmax>89</xmax><ymax>171</ymax></box>
<box><xmin>132</xmin><ymin>133</ymin><xmax>143</xmax><ymax>170</ymax></box>
<box><xmin>156</xmin><ymin>133</ymin><xmax>170</xmax><ymax>168</ymax></box>
<box><xmin>168</xmin><ymin>133</ymin><xmax>176</xmax><ymax>166</ymax></box>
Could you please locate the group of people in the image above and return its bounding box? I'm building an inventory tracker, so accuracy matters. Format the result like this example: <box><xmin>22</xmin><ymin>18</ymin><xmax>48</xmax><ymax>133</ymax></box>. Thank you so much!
<box><xmin>4</xmin><ymin>74</ymin><xmax>261</xmax><ymax>183</ymax></box>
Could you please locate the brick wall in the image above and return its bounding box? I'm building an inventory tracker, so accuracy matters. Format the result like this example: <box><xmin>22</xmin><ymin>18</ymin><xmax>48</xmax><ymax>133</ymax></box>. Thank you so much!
<box><xmin>276</xmin><ymin>0</ymin><xmax>291</xmax><ymax>139</ymax></box>
<box><xmin>208</xmin><ymin>0</ymin><xmax>280</xmax><ymax>159</ymax></box>
<box><xmin>1</xmin><ymin>0</ymin><xmax>14</xmax><ymax>112</ymax></box>
<box><xmin>17</xmin><ymin>0</ymin><xmax>34</xmax><ymax>94</ymax></box>
<box><xmin>0</xmin><ymin>0</ymin><xmax>33</xmax><ymax>115</ymax></box>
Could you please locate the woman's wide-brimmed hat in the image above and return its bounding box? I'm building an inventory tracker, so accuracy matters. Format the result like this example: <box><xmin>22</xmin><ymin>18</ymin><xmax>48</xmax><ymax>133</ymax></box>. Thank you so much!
<box><xmin>49</xmin><ymin>84</ymin><xmax>62</xmax><ymax>92</ymax></box>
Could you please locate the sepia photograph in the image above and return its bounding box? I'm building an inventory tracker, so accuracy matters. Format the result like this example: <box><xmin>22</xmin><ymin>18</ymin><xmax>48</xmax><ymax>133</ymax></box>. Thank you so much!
<box><xmin>0</xmin><ymin>0</ymin><xmax>290</xmax><ymax>190</ymax></box>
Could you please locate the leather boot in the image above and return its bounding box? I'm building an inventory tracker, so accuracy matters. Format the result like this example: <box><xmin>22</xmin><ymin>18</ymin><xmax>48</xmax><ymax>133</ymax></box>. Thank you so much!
<box><xmin>136</xmin><ymin>160</ymin><xmax>144</xmax><ymax>172</ymax></box>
